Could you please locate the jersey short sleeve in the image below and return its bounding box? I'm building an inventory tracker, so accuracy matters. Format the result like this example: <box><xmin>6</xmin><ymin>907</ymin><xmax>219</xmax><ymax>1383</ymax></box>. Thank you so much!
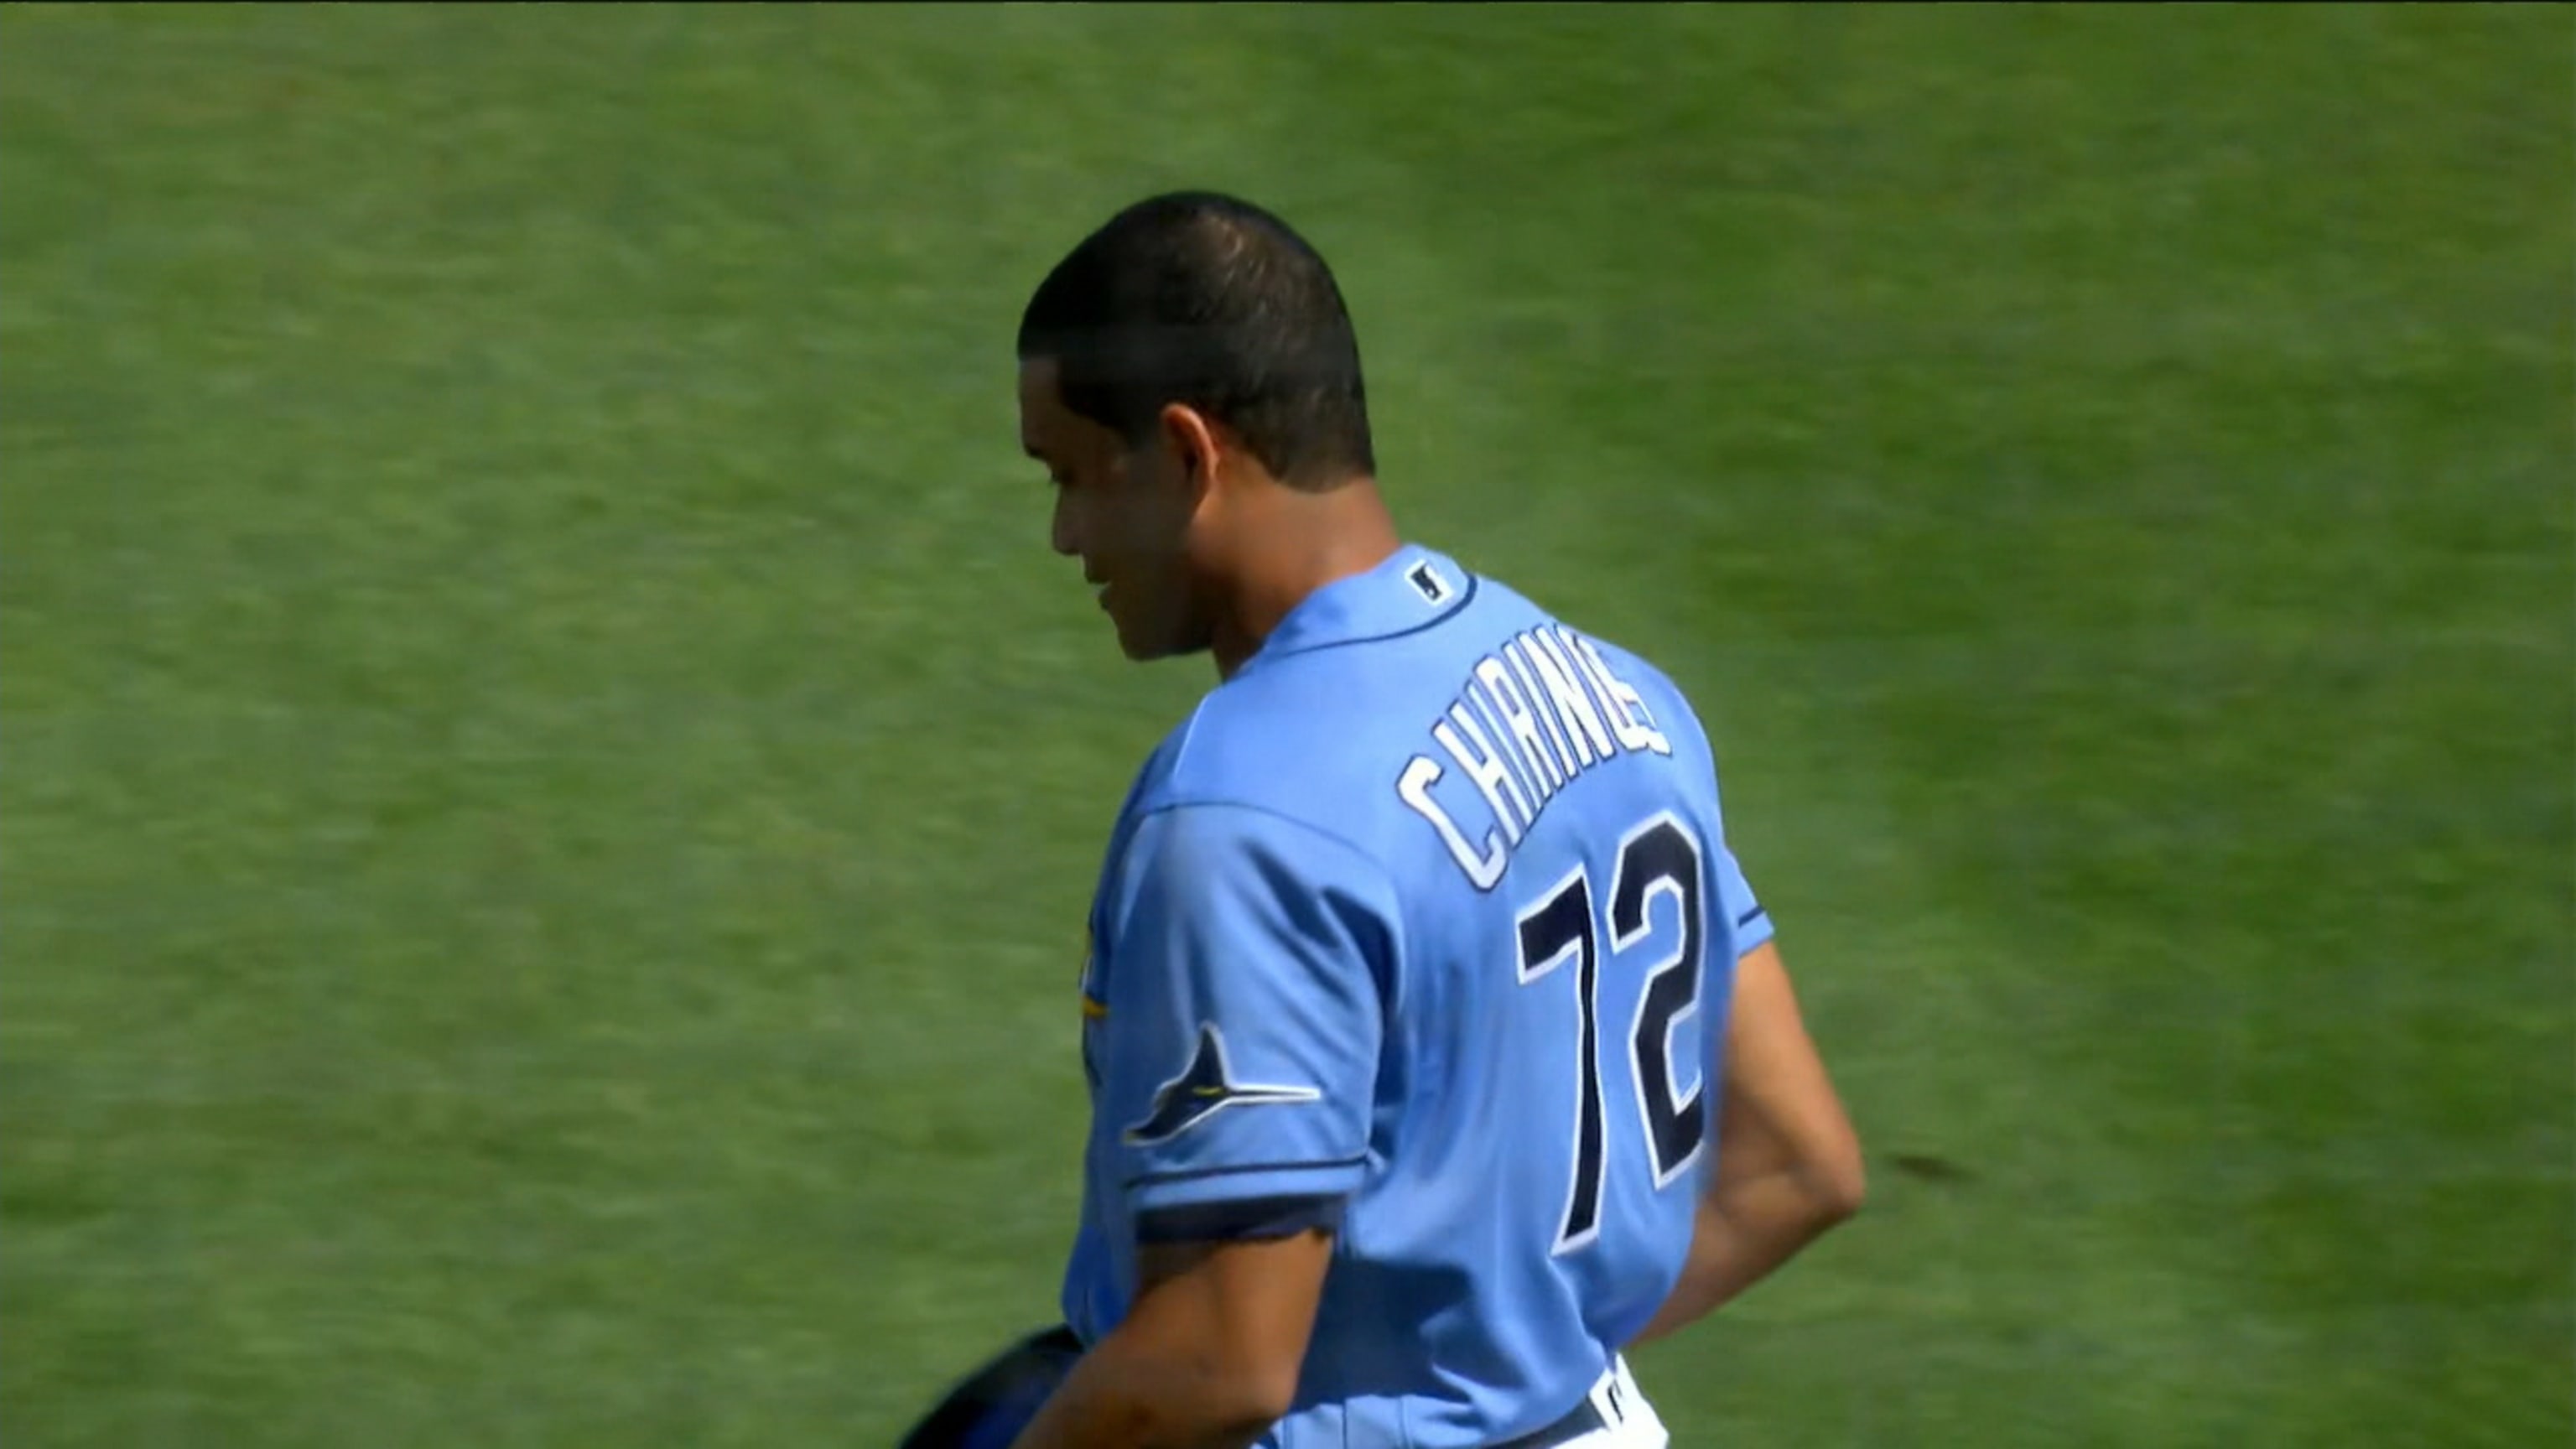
<box><xmin>1715</xmin><ymin>835</ymin><xmax>1774</xmax><ymax>958</ymax></box>
<box><xmin>1094</xmin><ymin>802</ymin><xmax>1393</xmax><ymax>1231</ymax></box>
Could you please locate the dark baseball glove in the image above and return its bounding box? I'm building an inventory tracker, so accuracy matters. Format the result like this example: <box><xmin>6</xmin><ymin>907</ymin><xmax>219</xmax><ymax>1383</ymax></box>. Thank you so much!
<box><xmin>896</xmin><ymin>1324</ymin><xmax>1084</xmax><ymax>1449</ymax></box>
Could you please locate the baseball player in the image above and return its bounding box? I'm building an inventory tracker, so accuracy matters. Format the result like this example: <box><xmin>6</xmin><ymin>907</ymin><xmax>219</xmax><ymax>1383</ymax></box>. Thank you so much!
<box><xmin>906</xmin><ymin>190</ymin><xmax>1862</xmax><ymax>1449</ymax></box>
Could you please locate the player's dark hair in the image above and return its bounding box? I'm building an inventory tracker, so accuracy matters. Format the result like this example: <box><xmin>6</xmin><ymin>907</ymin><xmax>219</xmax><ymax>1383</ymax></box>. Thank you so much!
<box><xmin>1016</xmin><ymin>190</ymin><xmax>1376</xmax><ymax>491</ymax></box>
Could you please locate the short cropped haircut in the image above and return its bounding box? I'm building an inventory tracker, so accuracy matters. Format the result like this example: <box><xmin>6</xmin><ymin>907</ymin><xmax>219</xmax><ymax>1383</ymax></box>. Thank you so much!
<box><xmin>1016</xmin><ymin>191</ymin><xmax>1375</xmax><ymax>490</ymax></box>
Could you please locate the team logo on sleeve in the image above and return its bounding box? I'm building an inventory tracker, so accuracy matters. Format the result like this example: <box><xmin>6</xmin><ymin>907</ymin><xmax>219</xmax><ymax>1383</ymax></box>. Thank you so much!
<box><xmin>1120</xmin><ymin>1023</ymin><xmax>1321</xmax><ymax>1146</ymax></box>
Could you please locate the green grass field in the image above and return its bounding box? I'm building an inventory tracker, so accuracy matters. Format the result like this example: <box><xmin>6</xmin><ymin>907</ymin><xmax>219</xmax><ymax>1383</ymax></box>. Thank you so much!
<box><xmin>6</xmin><ymin>6</ymin><xmax>2570</xmax><ymax>1445</ymax></box>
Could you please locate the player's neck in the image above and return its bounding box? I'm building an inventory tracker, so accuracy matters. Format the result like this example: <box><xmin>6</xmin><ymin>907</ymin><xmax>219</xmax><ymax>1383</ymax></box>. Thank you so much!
<box><xmin>1209</xmin><ymin>479</ymin><xmax>1402</xmax><ymax>683</ymax></box>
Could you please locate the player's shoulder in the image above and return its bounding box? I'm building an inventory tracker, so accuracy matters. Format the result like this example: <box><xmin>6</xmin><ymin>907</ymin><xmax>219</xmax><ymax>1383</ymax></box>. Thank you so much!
<box><xmin>1573</xmin><ymin>624</ymin><xmax>1714</xmax><ymax>754</ymax></box>
<box><xmin>1529</xmin><ymin>584</ymin><xmax>1725</xmax><ymax>750</ymax></box>
<box><xmin>1120</xmin><ymin>670</ymin><xmax>1391</xmax><ymax>854</ymax></box>
<box><xmin>1103</xmin><ymin>708</ymin><xmax>1398</xmax><ymax>924</ymax></box>
<box><xmin>1146</xmin><ymin>569</ymin><xmax>1550</xmax><ymax>794</ymax></box>
<box><xmin>1468</xmin><ymin>574</ymin><xmax>1722</xmax><ymax>765</ymax></box>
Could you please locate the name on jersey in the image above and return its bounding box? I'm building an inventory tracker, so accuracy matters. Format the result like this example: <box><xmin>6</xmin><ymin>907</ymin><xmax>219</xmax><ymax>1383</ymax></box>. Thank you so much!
<box><xmin>1396</xmin><ymin>625</ymin><xmax>1671</xmax><ymax>891</ymax></box>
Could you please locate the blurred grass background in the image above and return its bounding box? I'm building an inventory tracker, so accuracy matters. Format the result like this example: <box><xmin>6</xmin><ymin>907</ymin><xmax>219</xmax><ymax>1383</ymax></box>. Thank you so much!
<box><xmin>4</xmin><ymin>5</ymin><xmax>2569</xmax><ymax>1445</ymax></box>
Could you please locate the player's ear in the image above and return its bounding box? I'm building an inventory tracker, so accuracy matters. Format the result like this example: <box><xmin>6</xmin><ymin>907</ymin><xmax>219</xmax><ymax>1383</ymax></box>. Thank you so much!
<box><xmin>1156</xmin><ymin>402</ymin><xmax>1223</xmax><ymax>497</ymax></box>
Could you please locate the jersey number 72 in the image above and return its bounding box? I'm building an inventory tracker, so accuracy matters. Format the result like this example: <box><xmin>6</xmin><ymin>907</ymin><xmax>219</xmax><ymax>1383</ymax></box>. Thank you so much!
<box><xmin>1514</xmin><ymin>812</ymin><xmax>1708</xmax><ymax>1254</ymax></box>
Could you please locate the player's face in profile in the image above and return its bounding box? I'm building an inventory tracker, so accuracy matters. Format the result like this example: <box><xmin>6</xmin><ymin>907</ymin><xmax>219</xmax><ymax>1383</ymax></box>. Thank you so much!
<box><xmin>1020</xmin><ymin>359</ymin><xmax>1208</xmax><ymax>661</ymax></box>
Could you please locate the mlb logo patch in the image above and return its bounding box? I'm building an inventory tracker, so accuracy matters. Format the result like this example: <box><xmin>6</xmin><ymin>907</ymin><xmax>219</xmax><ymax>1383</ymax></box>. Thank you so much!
<box><xmin>1406</xmin><ymin>560</ymin><xmax>1453</xmax><ymax>605</ymax></box>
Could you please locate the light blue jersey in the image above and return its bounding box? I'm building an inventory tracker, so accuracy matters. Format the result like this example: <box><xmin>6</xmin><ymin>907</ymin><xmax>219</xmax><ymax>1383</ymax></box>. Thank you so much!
<box><xmin>1063</xmin><ymin>543</ymin><xmax>1773</xmax><ymax>1447</ymax></box>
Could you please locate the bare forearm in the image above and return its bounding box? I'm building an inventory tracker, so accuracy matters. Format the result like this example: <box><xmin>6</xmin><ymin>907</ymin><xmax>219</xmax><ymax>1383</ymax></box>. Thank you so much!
<box><xmin>1008</xmin><ymin>1333</ymin><xmax>1275</xmax><ymax>1449</ymax></box>
<box><xmin>1629</xmin><ymin>1170</ymin><xmax>1857</xmax><ymax>1346</ymax></box>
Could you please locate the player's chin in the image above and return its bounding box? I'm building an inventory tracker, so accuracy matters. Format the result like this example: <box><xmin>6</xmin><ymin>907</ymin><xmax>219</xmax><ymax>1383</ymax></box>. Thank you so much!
<box><xmin>1114</xmin><ymin>631</ymin><xmax>1187</xmax><ymax>663</ymax></box>
<box><xmin>1108</xmin><ymin>614</ymin><xmax>1166</xmax><ymax>662</ymax></box>
<box><xmin>1112</xmin><ymin>632</ymin><xmax>1158</xmax><ymax>662</ymax></box>
<box><xmin>1107</xmin><ymin>605</ymin><xmax>1198</xmax><ymax>662</ymax></box>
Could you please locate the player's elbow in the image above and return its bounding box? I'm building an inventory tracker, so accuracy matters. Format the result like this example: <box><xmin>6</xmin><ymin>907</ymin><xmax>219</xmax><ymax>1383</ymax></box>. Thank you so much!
<box><xmin>1172</xmin><ymin>1342</ymin><xmax>1302</xmax><ymax>1445</ymax></box>
<box><xmin>1200</xmin><ymin>1351</ymin><xmax>1298</xmax><ymax>1433</ymax></box>
<box><xmin>1176</xmin><ymin>1359</ymin><xmax>1299</xmax><ymax>1448</ymax></box>
<box><xmin>1234</xmin><ymin>1362</ymin><xmax>1303</xmax><ymax>1436</ymax></box>
<box><xmin>1802</xmin><ymin>1135</ymin><xmax>1867</xmax><ymax>1225</ymax></box>
<box><xmin>1102</xmin><ymin>1343</ymin><xmax>1296</xmax><ymax>1449</ymax></box>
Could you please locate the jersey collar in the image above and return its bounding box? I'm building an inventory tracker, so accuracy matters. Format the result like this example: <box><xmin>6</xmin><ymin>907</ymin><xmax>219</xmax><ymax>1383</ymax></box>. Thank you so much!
<box><xmin>1239</xmin><ymin>543</ymin><xmax>1478</xmax><ymax>671</ymax></box>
